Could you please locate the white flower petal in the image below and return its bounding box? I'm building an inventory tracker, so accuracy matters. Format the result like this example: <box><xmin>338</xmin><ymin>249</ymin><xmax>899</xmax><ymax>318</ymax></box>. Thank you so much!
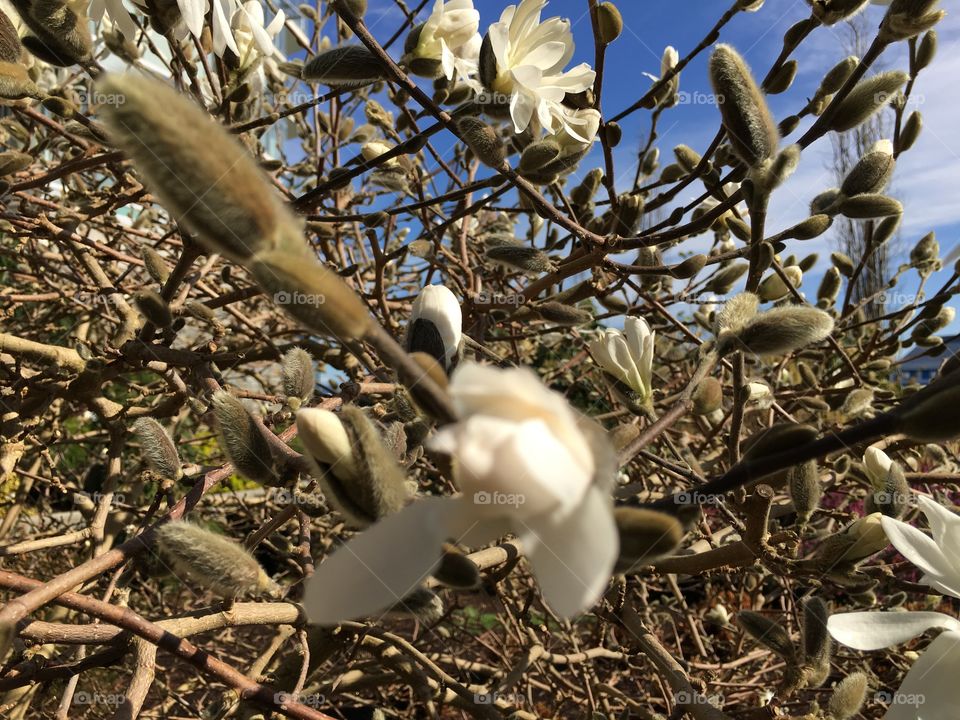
<box><xmin>881</xmin><ymin>515</ymin><xmax>960</xmax><ymax>596</ymax></box>
<box><xmin>410</xmin><ymin>284</ymin><xmax>462</xmax><ymax>366</ymax></box>
<box><xmin>179</xmin><ymin>0</ymin><xmax>207</xmax><ymax>38</ymax></box>
<box><xmin>302</xmin><ymin>497</ymin><xmax>453</xmax><ymax>624</ymax></box>
<box><xmin>885</xmin><ymin>630</ymin><xmax>960</xmax><ymax>720</ymax></box>
<box><xmin>522</xmin><ymin>484</ymin><xmax>618</xmax><ymax>618</ymax></box>
<box><xmin>828</xmin><ymin>611</ymin><xmax>960</xmax><ymax>651</ymax></box>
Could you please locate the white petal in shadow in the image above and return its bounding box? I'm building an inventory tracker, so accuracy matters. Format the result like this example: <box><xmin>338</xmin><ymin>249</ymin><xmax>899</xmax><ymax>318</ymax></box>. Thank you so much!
<box><xmin>522</xmin><ymin>485</ymin><xmax>617</xmax><ymax>618</ymax></box>
<box><xmin>828</xmin><ymin>611</ymin><xmax>960</xmax><ymax>651</ymax></box>
<box><xmin>881</xmin><ymin>516</ymin><xmax>960</xmax><ymax>592</ymax></box>
<box><xmin>303</xmin><ymin>497</ymin><xmax>454</xmax><ymax>625</ymax></box>
<box><xmin>885</xmin><ymin>630</ymin><xmax>960</xmax><ymax>720</ymax></box>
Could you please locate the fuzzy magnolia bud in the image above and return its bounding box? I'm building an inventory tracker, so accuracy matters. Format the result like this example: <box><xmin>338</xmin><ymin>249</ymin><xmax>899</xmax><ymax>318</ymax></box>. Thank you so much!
<box><xmin>738</xmin><ymin>611</ymin><xmax>795</xmax><ymax>659</ymax></box>
<box><xmin>16</xmin><ymin>0</ymin><xmax>93</xmax><ymax>66</ymax></box>
<box><xmin>0</xmin><ymin>10</ymin><xmax>38</xmax><ymax>100</ymax></box>
<box><xmin>692</xmin><ymin>377</ymin><xmax>723</xmax><ymax>415</ymax></box>
<box><xmin>708</xmin><ymin>263</ymin><xmax>748</xmax><ymax>294</ymax></box>
<box><xmin>281</xmin><ymin>348</ymin><xmax>315</xmax><ymax>410</ymax></box>
<box><xmin>212</xmin><ymin>392</ymin><xmax>278</xmax><ymax>486</ymax></box>
<box><xmin>297</xmin><ymin>406</ymin><xmax>411</xmax><ymax>528</ymax></box>
<box><xmin>831</xmin><ymin>251</ymin><xmax>856</xmax><ymax>277</ymax></box>
<box><xmin>433</xmin><ymin>544</ymin><xmax>481</xmax><ymax>588</ymax></box>
<box><xmin>788</xmin><ymin>461</ymin><xmax>821</xmax><ymax>525</ymax></box>
<box><xmin>721</xmin><ymin>305</ymin><xmax>834</xmax><ymax>356</ymax></box>
<box><xmin>596</xmin><ymin>2</ymin><xmax>623</xmax><ymax>44</ymax></box>
<box><xmin>613</xmin><ymin>507</ymin><xmax>685</xmax><ymax>573</ymax></box>
<box><xmin>97</xmin><ymin>74</ymin><xmax>292</xmax><ymax>264</ymax></box>
<box><xmin>757</xmin><ymin>265</ymin><xmax>802</xmax><ymax>301</ymax></box>
<box><xmin>828</xmin><ymin>671</ymin><xmax>869</xmax><ymax>720</ymax></box>
<box><xmin>838</xmin><ymin>193</ymin><xmax>902</xmax><ymax>219</ymax></box>
<box><xmin>484</xmin><ymin>245</ymin><xmax>553</xmax><ymax>274</ymax></box>
<box><xmin>142</xmin><ymin>247</ymin><xmax>170</xmax><ymax>285</ymax></box>
<box><xmin>840</xmin><ymin>140</ymin><xmax>895</xmax><ymax>196</ymax></box>
<box><xmin>535</xmin><ymin>301</ymin><xmax>593</xmax><ymax>326</ymax></box>
<box><xmin>781</xmin><ymin>214</ymin><xmax>833</xmax><ymax>241</ymax></box>
<box><xmin>802</xmin><ymin>597</ymin><xmax>832</xmax><ymax>674</ymax></box>
<box><xmin>301</xmin><ymin>46</ymin><xmax>387</xmax><ymax>87</ymax></box>
<box><xmin>0</xmin><ymin>151</ymin><xmax>32</xmax><ymax>177</ymax></box>
<box><xmin>155</xmin><ymin>521</ymin><xmax>280</xmax><ymax>598</ymax></box>
<box><xmin>249</xmin><ymin>246</ymin><xmax>372</xmax><ymax>341</ymax></box>
<box><xmin>818</xmin><ymin>55</ymin><xmax>858</xmax><ymax>96</ymax></box>
<box><xmin>899</xmin><ymin>110</ymin><xmax>922</xmax><ymax>151</ymax></box>
<box><xmin>828</xmin><ymin>71</ymin><xmax>909</xmax><ymax>132</ymax></box>
<box><xmin>132</xmin><ymin>418</ymin><xmax>182</xmax><ymax>481</ymax></box>
<box><xmin>880</xmin><ymin>0</ymin><xmax>945</xmax><ymax>42</ymax></box>
<box><xmin>457</xmin><ymin>116</ymin><xmax>505</xmax><ymax>168</ymax></box>
<box><xmin>134</xmin><ymin>290</ymin><xmax>173</xmax><ymax>328</ymax></box>
<box><xmin>709</xmin><ymin>44</ymin><xmax>779</xmax><ymax>167</ymax></box>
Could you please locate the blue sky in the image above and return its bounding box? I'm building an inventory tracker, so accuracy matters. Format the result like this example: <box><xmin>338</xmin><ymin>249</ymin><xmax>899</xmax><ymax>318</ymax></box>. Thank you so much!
<box><xmin>345</xmin><ymin>1</ymin><xmax>959</xmax><ymax>333</ymax></box>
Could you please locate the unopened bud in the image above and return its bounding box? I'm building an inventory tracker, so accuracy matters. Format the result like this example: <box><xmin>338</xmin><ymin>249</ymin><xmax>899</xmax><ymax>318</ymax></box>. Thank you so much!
<box><xmin>301</xmin><ymin>46</ymin><xmax>387</xmax><ymax>87</ymax></box>
<box><xmin>596</xmin><ymin>2</ymin><xmax>623</xmax><ymax>44</ymax></box>
<box><xmin>212</xmin><ymin>391</ymin><xmax>278</xmax><ymax>486</ymax></box>
<box><xmin>457</xmin><ymin>116</ymin><xmax>505</xmax><ymax>168</ymax></box>
<box><xmin>828</xmin><ymin>71</ymin><xmax>909</xmax><ymax>132</ymax></box>
<box><xmin>282</xmin><ymin>348</ymin><xmax>315</xmax><ymax>410</ymax></box>
<box><xmin>132</xmin><ymin>417</ymin><xmax>182</xmax><ymax>481</ymax></box>
<box><xmin>484</xmin><ymin>244</ymin><xmax>553</xmax><ymax>274</ymax></box>
<box><xmin>738</xmin><ymin>611</ymin><xmax>795</xmax><ymax>659</ymax></box>
<box><xmin>156</xmin><ymin>521</ymin><xmax>280</xmax><ymax>599</ymax></box>
<box><xmin>614</xmin><ymin>507</ymin><xmax>685</xmax><ymax>573</ymax></box>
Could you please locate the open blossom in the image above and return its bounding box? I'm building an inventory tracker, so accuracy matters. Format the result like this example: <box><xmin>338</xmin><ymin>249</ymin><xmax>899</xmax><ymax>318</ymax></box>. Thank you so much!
<box><xmin>643</xmin><ymin>45</ymin><xmax>680</xmax><ymax>107</ymax></box>
<box><xmin>547</xmin><ymin>106</ymin><xmax>601</xmax><ymax>157</ymax></box>
<box><xmin>409</xmin><ymin>0</ymin><xmax>481</xmax><ymax>80</ymax></box>
<box><xmin>231</xmin><ymin>1</ymin><xmax>284</xmax><ymax>66</ymax></box>
<box><xmin>484</xmin><ymin>0</ymin><xmax>596</xmax><ymax>137</ymax></box>
<box><xmin>302</xmin><ymin>363</ymin><xmax>618</xmax><ymax>623</ymax></box>
<box><xmin>589</xmin><ymin>317</ymin><xmax>655</xmax><ymax>406</ymax></box>
<box><xmin>828</xmin><ymin>495</ymin><xmax>960</xmax><ymax>719</ymax></box>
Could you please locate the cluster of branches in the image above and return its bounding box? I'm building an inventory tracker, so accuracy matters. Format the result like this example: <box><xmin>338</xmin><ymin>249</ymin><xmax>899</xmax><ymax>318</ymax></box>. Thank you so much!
<box><xmin>0</xmin><ymin>0</ymin><xmax>957</xmax><ymax>719</ymax></box>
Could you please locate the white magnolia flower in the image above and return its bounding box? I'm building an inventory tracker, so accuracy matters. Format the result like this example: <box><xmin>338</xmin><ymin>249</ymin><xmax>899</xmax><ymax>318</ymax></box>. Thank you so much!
<box><xmin>412</xmin><ymin>0</ymin><xmax>481</xmax><ymax>80</ymax></box>
<box><xmin>302</xmin><ymin>363</ymin><xmax>617</xmax><ymax>622</ymax></box>
<box><xmin>864</xmin><ymin>446</ymin><xmax>894</xmax><ymax>485</ymax></box>
<box><xmin>829</xmin><ymin>495</ymin><xmax>960</xmax><ymax>719</ymax></box>
<box><xmin>361</xmin><ymin>140</ymin><xmax>399</xmax><ymax>167</ymax></box>
<box><xmin>407</xmin><ymin>284</ymin><xmax>462</xmax><ymax>371</ymax></box>
<box><xmin>643</xmin><ymin>46</ymin><xmax>680</xmax><ymax>107</ymax></box>
<box><xmin>88</xmin><ymin>0</ymin><xmax>139</xmax><ymax>40</ymax></box>
<box><xmin>231</xmin><ymin>0</ymin><xmax>284</xmax><ymax>65</ymax></box>
<box><xmin>589</xmin><ymin>317</ymin><xmax>655</xmax><ymax>404</ymax></box>
<box><xmin>174</xmin><ymin>0</ymin><xmax>240</xmax><ymax>56</ymax></box>
<box><xmin>547</xmin><ymin>106</ymin><xmax>601</xmax><ymax>157</ymax></box>
<box><xmin>486</xmin><ymin>0</ymin><xmax>596</xmax><ymax>137</ymax></box>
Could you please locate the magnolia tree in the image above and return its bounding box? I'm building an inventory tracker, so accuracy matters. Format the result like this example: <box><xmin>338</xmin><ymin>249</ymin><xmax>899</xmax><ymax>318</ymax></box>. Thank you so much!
<box><xmin>0</xmin><ymin>0</ymin><xmax>957</xmax><ymax>718</ymax></box>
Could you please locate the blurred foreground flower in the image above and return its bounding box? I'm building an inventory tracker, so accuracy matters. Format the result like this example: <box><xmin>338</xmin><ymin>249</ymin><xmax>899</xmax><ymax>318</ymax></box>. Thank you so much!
<box><xmin>828</xmin><ymin>495</ymin><xmax>960</xmax><ymax>720</ymax></box>
<box><xmin>302</xmin><ymin>362</ymin><xmax>617</xmax><ymax>623</ymax></box>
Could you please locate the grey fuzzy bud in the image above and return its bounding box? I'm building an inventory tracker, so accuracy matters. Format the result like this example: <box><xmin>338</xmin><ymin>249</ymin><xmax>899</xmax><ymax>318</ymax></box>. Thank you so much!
<box><xmin>386</xmin><ymin>586</ymin><xmax>444</xmax><ymax>624</ymax></box>
<box><xmin>715</xmin><ymin>292</ymin><xmax>759</xmax><ymax>334</ymax></box>
<box><xmin>519</xmin><ymin>141</ymin><xmax>561</xmax><ymax>176</ymax></box>
<box><xmin>298</xmin><ymin>406</ymin><xmax>411</xmax><ymax>528</ymax></box>
<box><xmin>282</xmin><ymin>348</ymin><xmax>315</xmax><ymax>409</ymax></box>
<box><xmin>457</xmin><ymin>116</ymin><xmax>505</xmax><ymax>168</ymax></box>
<box><xmin>534</xmin><ymin>301</ymin><xmax>593</xmax><ymax>326</ymax></box>
<box><xmin>828</xmin><ymin>71</ymin><xmax>909</xmax><ymax>132</ymax></box>
<box><xmin>709</xmin><ymin>44</ymin><xmax>779</xmax><ymax>167</ymax></box>
<box><xmin>831</xmin><ymin>251</ymin><xmax>856</xmax><ymax>276</ymax></box>
<box><xmin>802</xmin><ymin>597</ymin><xmax>832</xmax><ymax>673</ymax></box>
<box><xmin>212</xmin><ymin>392</ymin><xmax>278</xmax><ymax>486</ymax></box>
<box><xmin>763</xmin><ymin>59</ymin><xmax>797</xmax><ymax>95</ymax></box>
<box><xmin>142</xmin><ymin>247</ymin><xmax>170</xmax><ymax>285</ymax></box>
<box><xmin>134</xmin><ymin>290</ymin><xmax>173</xmax><ymax>328</ymax></box>
<box><xmin>723</xmin><ymin>306</ymin><xmax>834</xmax><ymax>356</ymax></box>
<box><xmin>838</xmin><ymin>193</ymin><xmax>902</xmax><ymax>219</ymax></box>
<box><xmin>614</xmin><ymin>507</ymin><xmax>685</xmax><ymax>573</ymax></box>
<box><xmin>819</xmin><ymin>56</ymin><xmax>858</xmax><ymax>96</ymax></box>
<box><xmin>737</xmin><ymin>611</ymin><xmax>795</xmax><ymax>660</ymax></box>
<box><xmin>708</xmin><ymin>263</ymin><xmax>748</xmax><ymax>294</ymax></box>
<box><xmin>16</xmin><ymin>0</ymin><xmax>93</xmax><ymax>66</ymax></box>
<box><xmin>155</xmin><ymin>521</ymin><xmax>280</xmax><ymax>599</ymax></box>
<box><xmin>301</xmin><ymin>46</ymin><xmax>387</xmax><ymax>87</ymax></box>
<box><xmin>899</xmin><ymin>110</ymin><xmax>922</xmax><ymax>151</ymax></box>
<box><xmin>781</xmin><ymin>214</ymin><xmax>833</xmax><ymax>241</ymax></box>
<box><xmin>132</xmin><ymin>418</ymin><xmax>182</xmax><ymax>481</ymax></box>
<box><xmin>788</xmin><ymin>461</ymin><xmax>821</xmax><ymax>525</ymax></box>
<box><xmin>433</xmin><ymin>544</ymin><xmax>481</xmax><ymax>588</ymax></box>
<box><xmin>828</xmin><ymin>672</ymin><xmax>869</xmax><ymax>720</ymax></box>
<box><xmin>484</xmin><ymin>245</ymin><xmax>554</xmax><ymax>274</ymax></box>
<box><xmin>840</xmin><ymin>145</ymin><xmax>895</xmax><ymax>196</ymax></box>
